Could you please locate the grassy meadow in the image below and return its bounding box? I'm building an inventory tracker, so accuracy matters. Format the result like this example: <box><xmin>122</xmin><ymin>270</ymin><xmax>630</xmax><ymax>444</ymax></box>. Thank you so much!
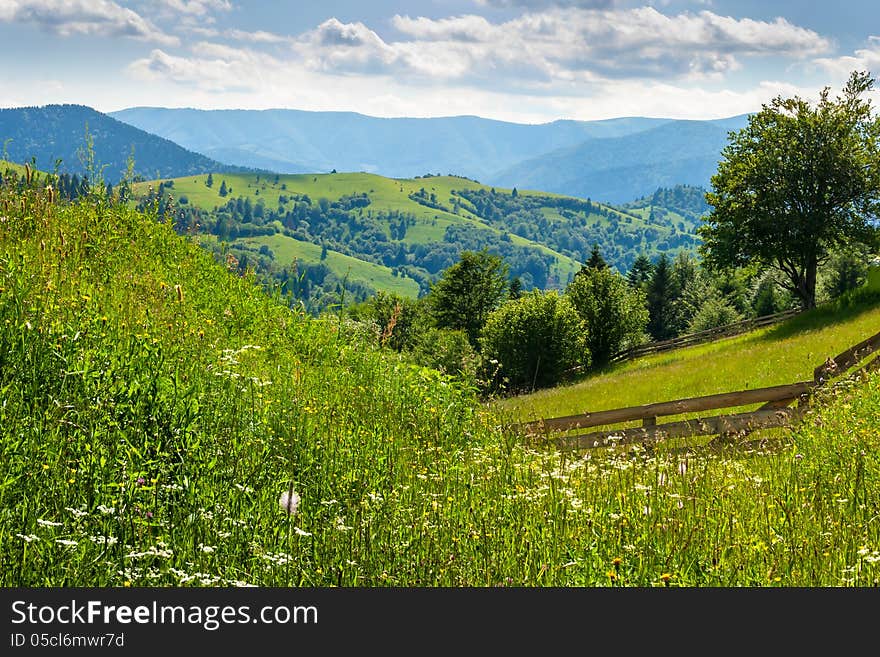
<box><xmin>2</xmin><ymin>176</ymin><xmax>879</xmax><ymax>587</ymax></box>
<box><xmin>499</xmin><ymin>295</ymin><xmax>880</xmax><ymax>424</ymax></box>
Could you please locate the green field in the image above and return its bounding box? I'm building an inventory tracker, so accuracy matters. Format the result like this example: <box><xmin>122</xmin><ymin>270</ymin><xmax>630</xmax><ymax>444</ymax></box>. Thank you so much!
<box><xmin>225</xmin><ymin>233</ymin><xmax>420</xmax><ymax>298</ymax></box>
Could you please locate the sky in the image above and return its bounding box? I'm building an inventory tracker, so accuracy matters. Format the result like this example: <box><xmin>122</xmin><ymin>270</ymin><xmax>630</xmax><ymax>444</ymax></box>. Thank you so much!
<box><xmin>0</xmin><ymin>0</ymin><xmax>878</xmax><ymax>123</ymax></box>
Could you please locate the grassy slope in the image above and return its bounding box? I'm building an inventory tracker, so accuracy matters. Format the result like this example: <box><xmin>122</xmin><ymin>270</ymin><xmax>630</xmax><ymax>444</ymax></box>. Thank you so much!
<box><xmin>499</xmin><ymin>294</ymin><xmax>880</xmax><ymax>425</ymax></box>
<box><xmin>3</xmin><ymin>184</ymin><xmax>879</xmax><ymax>587</ymax></box>
<box><xmin>132</xmin><ymin>171</ymin><xmax>672</xmax><ymax>295</ymax></box>
<box><xmin>202</xmin><ymin>232</ymin><xmax>420</xmax><ymax>298</ymax></box>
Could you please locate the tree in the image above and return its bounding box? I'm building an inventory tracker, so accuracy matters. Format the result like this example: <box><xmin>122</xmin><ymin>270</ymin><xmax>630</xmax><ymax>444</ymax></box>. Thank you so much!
<box><xmin>430</xmin><ymin>250</ymin><xmax>508</xmax><ymax>349</ymax></box>
<box><xmin>687</xmin><ymin>289</ymin><xmax>743</xmax><ymax>334</ymax></box>
<box><xmin>508</xmin><ymin>277</ymin><xmax>523</xmax><ymax>301</ymax></box>
<box><xmin>206</xmin><ymin>172</ymin><xmax>213</xmax><ymax>188</ymax></box>
<box><xmin>566</xmin><ymin>266</ymin><xmax>648</xmax><ymax>367</ymax></box>
<box><xmin>481</xmin><ymin>290</ymin><xmax>583</xmax><ymax>392</ymax></box>
<box><xmin>581</xmin><ymin>243</ymin><xmax>608</xmax><ymax>272</ymax></box>
<box><xmin>219</xmin><ymin>180</ymin><xmax>228</xmax><ymax>197</ymax></box>
<box><xmin>627</xmin><ymin>253</ymin><xmax>654</xmax><ymax>290</ymax></box>
<box><xmin>699</xmin><ymin>70</ymin><xmax>880</xmax><ymax>309</ymax></box>
<box><xmin>646</xmin><ymin>254</ymin><xmax>675</xmax><ymax>340</ymax></box>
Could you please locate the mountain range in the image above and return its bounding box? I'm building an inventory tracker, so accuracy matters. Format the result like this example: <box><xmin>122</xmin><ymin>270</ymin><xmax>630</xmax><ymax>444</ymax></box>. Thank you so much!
<box><xmin>110</xmin><ymin>107</ymin><xmax>749</xmax><ymax>203</ymax></box>
<box><xmin>0</xmin><ymin>104</ymin><xmax>246</xmax><ymax>183</ymax></box>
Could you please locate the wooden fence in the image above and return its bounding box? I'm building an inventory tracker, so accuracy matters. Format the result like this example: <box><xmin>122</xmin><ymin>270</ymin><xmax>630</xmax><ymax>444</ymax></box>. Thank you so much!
<box><xmin>611</xmin><ymin>307</ymin><xmax>801</xmax><ymax>363</ymax></box>
<box><xmin>518</xmin><ymin>328</ymin><xmax>880</xmax><ymax>451</ymax></box>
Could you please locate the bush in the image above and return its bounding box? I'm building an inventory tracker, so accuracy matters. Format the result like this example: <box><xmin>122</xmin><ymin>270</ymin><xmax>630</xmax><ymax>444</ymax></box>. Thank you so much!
<box><xmin>413</xmin><ymin>328</ymin><xmax>480</xmax><ymax>386</ymax></box>
<box><xmin>687</xmin><ymin>292</ymin><xmax>743</xmax><ymax>333</ymax></box>
<box><xmin>480</xmin><ymin>290</ymin><xmax>584</xmax><ymax>393</ymax></box>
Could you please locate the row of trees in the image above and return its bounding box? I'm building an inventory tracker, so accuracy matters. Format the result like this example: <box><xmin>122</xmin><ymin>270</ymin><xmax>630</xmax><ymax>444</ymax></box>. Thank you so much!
<box><xmin>350</xmin><ymin>236</ymin><xmax>874</xmax><ymax>395</ymax></box>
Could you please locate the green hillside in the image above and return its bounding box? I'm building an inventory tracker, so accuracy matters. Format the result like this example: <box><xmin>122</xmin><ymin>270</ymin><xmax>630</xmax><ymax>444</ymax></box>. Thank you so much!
<box><xmin>499</xmin><ymin>283</ymin><xmax>880</xmax><ymax>425</ymax></box>
<box><xmin>3</xmin><ymin>178</ymin><xmax>880</xmax><ymax>586</ymax></box>
<box><xmin>132</xmin><ymin>171</ymin><xmax>698</xmax><ymax>312</ymax></box>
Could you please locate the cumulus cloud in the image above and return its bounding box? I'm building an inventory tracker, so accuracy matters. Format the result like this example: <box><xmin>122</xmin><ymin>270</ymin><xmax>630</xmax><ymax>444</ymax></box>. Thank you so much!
<box><xmin>128</xmin><ymin>44</ymin><xmax>270</xmax><ymax>92</ymax></box>
<box><xmin>153</xmin><ymin>0</ymin><xmax>231</xmax><ymax>16</ymax></box>
<box><xmin>814</xmin><ymin>36</ymin><xmax>880</xmax><ymax>79</ymax></box>
<box><xmin>0</xmin><ymin>0</ymin><xmax>177</xmax><ymax>45</ymax></box>
<box><xmin>474</xmin><ymin>0</ymin><xmax>617</xmax><ymax>7</ymax></box>
<box><xmin>304</xmin><ymin>8</ymin><xmax>831</xmax><ymax>83</ymax></box>
<box><xmin>124</xmin><ymin>6</ymin><xmax>837</xmax><ymax>120</ymax></box>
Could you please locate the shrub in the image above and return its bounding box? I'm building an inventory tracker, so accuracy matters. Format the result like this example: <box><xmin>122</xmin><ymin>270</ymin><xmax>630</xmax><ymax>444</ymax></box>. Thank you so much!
<box><xmin>480</xmin><ymin>290</ymin><xmax>584</xmax><ymax>393</ymax></box>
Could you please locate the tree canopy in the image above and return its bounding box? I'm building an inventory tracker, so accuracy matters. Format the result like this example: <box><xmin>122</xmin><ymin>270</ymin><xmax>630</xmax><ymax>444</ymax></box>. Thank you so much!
<box><xmin>699</xmin><ymin>70</ymin><xmax>880</xmax><ymax>309</ymax></box>
<box><xmin>430</xmin><ymin>249</ymin><xmax>508</xmax><ymax>348</ymax></box>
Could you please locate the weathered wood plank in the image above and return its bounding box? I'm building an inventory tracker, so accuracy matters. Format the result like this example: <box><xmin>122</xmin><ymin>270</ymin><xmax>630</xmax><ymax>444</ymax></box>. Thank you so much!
<box><xmin>814</xmin><ymin>329</ymin><xmax>880</xmax><ymax>382</ymax></box>
<box><xmin>519</xmin><ymin>381</ymin><xmax>814</xmax><ymax>434</ymax></box>
<box><xmin>555</xmin><ymin>408</ymin><xmax>799</xmax><ymax>451</ymax></box>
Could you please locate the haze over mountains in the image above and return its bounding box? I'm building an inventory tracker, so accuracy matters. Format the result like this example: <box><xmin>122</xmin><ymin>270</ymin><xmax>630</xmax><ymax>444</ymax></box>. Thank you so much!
<box><xmin>110</xmin><ymin>107</ymin><xmax>749</xmax><ymax>204</ymax></box>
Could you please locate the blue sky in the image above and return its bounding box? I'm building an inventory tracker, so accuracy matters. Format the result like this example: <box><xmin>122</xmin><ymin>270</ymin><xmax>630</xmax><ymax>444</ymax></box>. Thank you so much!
<box><xmin>1</xmin><ymin>0</ymin><xmax>878</xmax><ymax>123</ymax></box>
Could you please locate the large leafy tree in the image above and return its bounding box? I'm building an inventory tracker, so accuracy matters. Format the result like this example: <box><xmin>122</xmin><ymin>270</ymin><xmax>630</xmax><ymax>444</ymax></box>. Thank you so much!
<box><xmin>430</xmin><ymin>249</ymin><xmax>508</xmax><ymax>348</ymax></box>
<box><xmin>699</xmin><ymin>71</ymin><xmax>880</xmax><ymax>309</ymax></box>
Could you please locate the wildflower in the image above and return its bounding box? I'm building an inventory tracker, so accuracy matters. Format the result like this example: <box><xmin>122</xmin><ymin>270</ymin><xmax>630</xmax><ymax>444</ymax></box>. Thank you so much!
<box><xmin>294</xmin><ymin>527</ymin><xmax>312</xmax><ymax>537</ymax></box>
<box><xmin>279</xmin><ymin>488</ymin><xmax>300</xmax><ymax>515</ymax></box>
<box><xmin>199</xmin><ymin>544</ymin><xmax>216</xmax><ymax>554</ymax></box>
<box><xmin>37</xmin><ymin>519</ymin><xmax>63</xmax><ymax>528</ymax></box>
<box><xmin>794</xmin><ymin>453</ymin><xmax>804</xmax><ymax>460</ymax></box>
<box><xmin>606</xmin><ymin>570</ymin><xmax>617</xmax><ymax>581</ymax></box>
<box><xmin>136</xmin><ymin>477</ymin><xmax>146</xmax><ymax>486</ymax></box>
<box><xmin>16</xmin><ymin>534</ymin><xmax>39</xmax><ymax>543</ymax></box>
<box><xmin>97</xmin><ymin>505</ymin><xmax>116</xmax><ymax>515</ymax></box>
<box><xmin>660</xmin><ymin>573</ymin><xmax>672</xmax><ymax>585</ymax></box>
<box><xmin>612</xmin><ymin>557</ymin><xmax>622</xmax><ymax>567</ymax></box>
<box><xmin>55</xmin><ymin>539</ymin><xmax>78</xmax><ymax>548</ymax></box>
<box><xmin>65</xmin><ymin>507</ymin><xmax>88</xmax><ymax>518</ymax></box>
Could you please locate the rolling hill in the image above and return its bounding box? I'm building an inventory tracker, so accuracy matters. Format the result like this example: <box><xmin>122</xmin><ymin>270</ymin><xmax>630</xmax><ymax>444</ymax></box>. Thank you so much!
<box><xmin>0</xmin><ymin>104</ymin><xmax>248</xmax><ymax>183</ymax></box>
<box><xmin>5</xmin><ymin>173</ymin><xmax>880</xmax><ymax>587</ymax></box>
<box><xmin>133</xmin><ymin>171</ymin><xmax>702</xmax><ymax>311</ymax></box>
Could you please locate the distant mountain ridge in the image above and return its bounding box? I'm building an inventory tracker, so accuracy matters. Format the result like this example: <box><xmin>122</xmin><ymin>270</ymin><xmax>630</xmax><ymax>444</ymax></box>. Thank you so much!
<box><xmin>0</xmin><ymin>104</ymin><xmax>248</xmax><ymax>183</ymax></box>
<box><xmin>109</xmin><ymin>106</ymin><xmax>748</xmax><ymax>203</ymax></box>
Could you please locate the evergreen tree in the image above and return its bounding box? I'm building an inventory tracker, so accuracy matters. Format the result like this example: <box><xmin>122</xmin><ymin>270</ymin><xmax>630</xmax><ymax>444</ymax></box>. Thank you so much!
<box><xmin>583</xmin><ymin>243</ymin><xmax>607</xmax><ymax>271</ymax></box>
<box><xmin>206</xmin><ymin>173</ymin><xmax>213</xmax><ymax>188</ymax></box>
<box><xmin>218</xmin><ymin>180</ymin><xmax>228</xmax><ymax>197</ymax></box>
<box><xmin>627</xmin><ymin>254</ymin><xmax>653</xmax><ymax>289</ymax></box>
<box><xmin>509</xmin><ymin>277</ymin><xmax>523</xmax><ymax>300</ymax></box>
<box><xmin>430</xmin><ymin>250</ymin><xmax>508</xmax><ymax>349</ymax></box>
<box><xmin>647</xmin><ymin>254</ymin><xmax>675</xmax><ymax>340</ymax></box>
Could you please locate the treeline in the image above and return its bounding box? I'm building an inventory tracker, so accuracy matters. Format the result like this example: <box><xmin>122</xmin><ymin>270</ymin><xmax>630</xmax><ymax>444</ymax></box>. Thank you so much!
<box><xmin>453</xmin><ymin>187</ymin><xmax>700</xmax><ymax>272</ymax></box>
<box><xmin>346</xmin><ymin>245</ymin><xmax>873</xmax><ymax>396</ymax></box>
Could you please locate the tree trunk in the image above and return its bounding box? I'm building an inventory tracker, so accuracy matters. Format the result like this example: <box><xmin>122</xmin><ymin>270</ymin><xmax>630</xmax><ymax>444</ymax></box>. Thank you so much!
<box><xmin>804</xmin><ymin>256</ymin><xmax>818</xmax><ymax>310</ymax></box>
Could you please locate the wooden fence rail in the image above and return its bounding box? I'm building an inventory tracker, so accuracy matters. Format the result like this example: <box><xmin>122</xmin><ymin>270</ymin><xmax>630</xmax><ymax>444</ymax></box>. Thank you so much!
<box><xmin>518</xmin><ymin>327</ymin><xmax>880</xmax><ymax>451</ymax></box>
<box><xmin>611</xmin><ymin>308</ymin><xmax>801</xmax><ymax>363</ymax></box>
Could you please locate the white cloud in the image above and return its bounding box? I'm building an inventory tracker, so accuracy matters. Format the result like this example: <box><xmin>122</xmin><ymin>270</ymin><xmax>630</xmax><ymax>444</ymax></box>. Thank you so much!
<box><xmin>814</xmin><ymin>36</ymin><xmax>880</xmax><ymax>79</ymax></box>
<box><xmin>0</xmin><ymin>0</ymin><xmax>177</xmax><ymax>45</ymax></box>
<box><xmin>154</xmin><ymin>0</ymin><xmax>231</xmax><ymax>16</ymax></box>
<box><xmin>475</xmin><ymin>0</ymin><xmax>616</xmax><ymax>7</ymax></box>
<box><xmin>301</xmin><ymin>8</ymin><xmax>831</xmax><ymax>84</ymax></box>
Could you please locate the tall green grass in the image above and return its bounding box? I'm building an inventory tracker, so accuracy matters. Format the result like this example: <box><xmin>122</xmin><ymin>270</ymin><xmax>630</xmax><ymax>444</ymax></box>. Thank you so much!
<box><xmin>2</xmin><ymin>181</ymin><xmax>878</xmax><ymax>586</ymax></box>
